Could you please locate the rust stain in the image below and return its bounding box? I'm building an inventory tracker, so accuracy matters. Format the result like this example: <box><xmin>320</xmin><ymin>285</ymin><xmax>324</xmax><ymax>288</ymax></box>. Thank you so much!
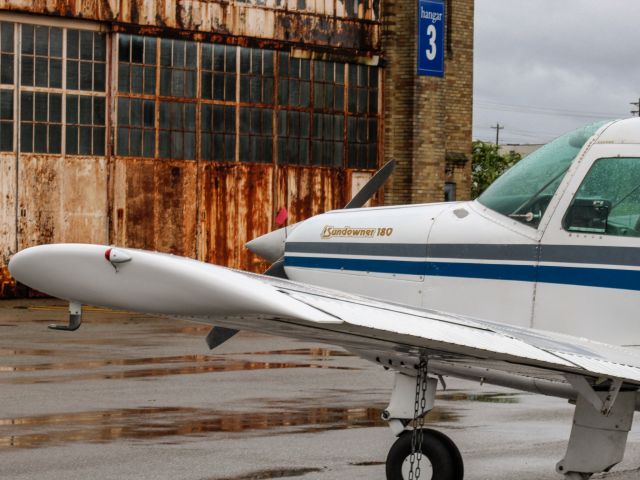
<box><xmin>0</xmin><ymin>265</ymin><xmax>18</xmax><ymax>298</ymax></box>
<box><xmin>0</xmin><ymin>1</ymin><xmax>380</xmax><ymax>55</ymax></box>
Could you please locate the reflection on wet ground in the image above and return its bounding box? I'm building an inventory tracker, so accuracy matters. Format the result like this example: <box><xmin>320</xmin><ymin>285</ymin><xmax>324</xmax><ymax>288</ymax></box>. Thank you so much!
<box><xmin>436</xmin><ymin>391</ymin><xmax>524</xmax><ymax>404</ymax></box>
<box><xmin>207</xmin><ymin>468</ymin><xmax>323</xmax><ymax>480</ymax></box>
<box><xmin>0</xmin><ymin>360</ymin><xmax>356</xmax><ymax>385</ymax></box>
<box><xmin>0</xmin><ymin>403</ymin><xmax>459</xmax><ymax>449</ymax></box>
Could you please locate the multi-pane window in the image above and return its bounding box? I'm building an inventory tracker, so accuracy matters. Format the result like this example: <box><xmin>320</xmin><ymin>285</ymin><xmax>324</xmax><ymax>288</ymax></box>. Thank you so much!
<box><xmin>0</xmin><ymin>22</ymin><xmax>14</xmax><ymax>85</ymax></box>
<box><xmin>347</xmin><ymin>116</ymin><xmax>377</xmax><ymax>169</ymax></box>
<box><xmin>159</xmin><ymin>101</ymin><xmax>196</xmax><ymax>160</ymax></box>
<box><xmin>312</xmin><ymin>113</ymin><xmax>343</xmax><ymax>167</ymax></box>
<box><xmin>0</xmin><ymin>90</ymin><xmax>12</xmax><ymax>151</ymax></box>
<box><xmin>118</xmin><ymin>35</ymin><xmax>156</xmax><ymax>95</ymax></box>
<box><xmin>201</xmin><ymin>44</ymin><xmax>236</xmax><ymax>101</ymax></box>
<box><xmin>67</xmin><ymin>30</ymin><xmax>106</xmax><ymax>91</ymax></box>
<box><xmin>278</xmin><ymin>52</ymin><xmax>310</xmax><ymax>108</ymax></box>
<box><xmin>66</xmin><ymin>95</ymin><xmax>105</xmax><ymax>155</ymax></box>
<box><xmin>277</xmin><ymin>110</ymin><xmax>310</xmax><ymax>165</ymax></box>
<box><xmin>21</xmin><ymin>25</ymin><xmax>62</xmax><ymax>88</ymax></box>
<box><xmin>201</xmin><ymin>104</ymin><xmax>235</xmax><ymax>161</ymax></box>
<box><xmin>0</xmin><ymin>22</ymin><xmax>13</xmax><ymax>152</ymax></box>
<box><xmin>347</xmin><ymin>64</ymin><xmax>378</xmax><ymax>168</ymax></box>
<box><xmin>20</xmin><ymin>92</ymin><xmax>62</xmax><ymax>154</ymax></box>
<box><xmin>314</xmin><ymin>60</ymin><xmax>345</xmax><ymax>112</ymax></box>
<box><xmin>117</xmin><ymin>98</ymin><xmax>155</xmax><ymax>157</ymax></box>
<box><xmin>113</xmin><ymin>35</ymin><xmax>380</xmax><ymax>169</ymax></box>
<box><xmin>239</xmin><ymin>107</ymin><xmax>273</xmax><ymax>163</ymax></box>
<box><xmin>160</xmin><ymin>39</ymin><xmax>197</xmax><ymax>98</ymax></box>
<box><xmin>240</xmin><ymin>48</ymin><xmax>274</xmax><ymax>104</ymax></box>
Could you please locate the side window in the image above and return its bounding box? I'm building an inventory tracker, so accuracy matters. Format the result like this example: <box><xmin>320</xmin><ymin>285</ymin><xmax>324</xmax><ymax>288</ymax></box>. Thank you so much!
<box><xmin>564</xmin><ymin>157</ymin><xmax>640</xmax><ymax>237</ymax></box>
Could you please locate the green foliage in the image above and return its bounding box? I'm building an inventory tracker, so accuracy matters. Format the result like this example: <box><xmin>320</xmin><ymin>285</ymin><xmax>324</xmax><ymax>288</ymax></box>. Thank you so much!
<box><xmin>471</xmin><ymin>141</ymin><xmax>522</xmax><ymax>198</ymax></box>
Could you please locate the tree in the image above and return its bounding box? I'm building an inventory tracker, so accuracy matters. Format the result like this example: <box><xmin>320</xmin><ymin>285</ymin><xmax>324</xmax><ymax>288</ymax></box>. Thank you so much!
<box><xmin>471</xmin><ymin>141</ymin><xmax>522</xmax><ymax>198</ymax></box>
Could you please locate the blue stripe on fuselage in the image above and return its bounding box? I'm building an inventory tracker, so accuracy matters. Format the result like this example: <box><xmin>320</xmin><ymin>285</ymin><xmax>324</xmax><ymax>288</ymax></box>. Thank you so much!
<box><xmin>283</xmin><ymin>256</ymin><xmax>640</xmax><ymax>291</ymax></box>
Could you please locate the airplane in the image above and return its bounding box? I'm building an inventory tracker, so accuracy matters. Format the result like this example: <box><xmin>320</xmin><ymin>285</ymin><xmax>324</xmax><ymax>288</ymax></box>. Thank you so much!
<box><xmin>9</xmin><ymin>117</ymin><xmax>640</xmax><ymax>480</ymax></box>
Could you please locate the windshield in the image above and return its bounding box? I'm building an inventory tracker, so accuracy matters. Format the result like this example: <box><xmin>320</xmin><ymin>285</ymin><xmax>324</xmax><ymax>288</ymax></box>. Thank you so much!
<box><xmin>477</xmin><ymin>121</ymin><xmax>609</xmax><ymax>227</ymax></box>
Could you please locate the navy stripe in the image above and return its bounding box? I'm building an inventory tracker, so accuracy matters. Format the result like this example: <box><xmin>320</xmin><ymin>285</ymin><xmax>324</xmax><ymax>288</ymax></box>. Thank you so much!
<box><xmin>285</xmin><ymin>242</ymin><xmax>640</xmax><ymax>267</ymax></box>
<box><xmin>284</xmin><ymin>256</ymin><xmax>640</xmax><ymax>291</ymax></box>
<box><xmin>284</xmin><ymin>256</ymin><xmax>426</xmax><ymax>276</ymax></box>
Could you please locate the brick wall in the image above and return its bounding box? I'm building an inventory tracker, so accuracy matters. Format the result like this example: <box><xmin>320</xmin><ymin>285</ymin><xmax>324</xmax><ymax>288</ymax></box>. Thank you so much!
<box><xmin>382</xmin><ymin>0</ymin><xmax>474</xmax><ymax>204</ymax></box>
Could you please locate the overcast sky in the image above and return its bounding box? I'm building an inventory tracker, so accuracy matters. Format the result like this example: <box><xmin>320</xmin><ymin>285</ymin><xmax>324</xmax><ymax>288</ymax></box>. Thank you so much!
<box><xmin>473</xmin><ymin>0</ymin><xmax>640</xmax><ymax>145</ymax></box>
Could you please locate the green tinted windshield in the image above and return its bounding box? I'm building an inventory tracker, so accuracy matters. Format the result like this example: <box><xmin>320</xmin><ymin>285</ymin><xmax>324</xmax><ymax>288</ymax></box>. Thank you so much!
<box><xmin>477</xmin><ymin>121</ymin><xmax>609</xmax><ymax>227</ymax></box>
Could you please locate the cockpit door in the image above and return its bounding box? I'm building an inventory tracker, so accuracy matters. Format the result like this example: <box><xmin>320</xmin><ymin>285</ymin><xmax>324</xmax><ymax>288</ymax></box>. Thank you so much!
<box><xmin>536</xmin><ymin>144</ymin><xmax>640</xmax><ymax>344</ymax></box>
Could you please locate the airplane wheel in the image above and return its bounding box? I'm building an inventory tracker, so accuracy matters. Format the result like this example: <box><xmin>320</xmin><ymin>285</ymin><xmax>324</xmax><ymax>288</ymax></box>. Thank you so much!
<box><xmin>385</xmin><ymin>428</ymin><xmax>464</xmax><ymax>480</ymax></box>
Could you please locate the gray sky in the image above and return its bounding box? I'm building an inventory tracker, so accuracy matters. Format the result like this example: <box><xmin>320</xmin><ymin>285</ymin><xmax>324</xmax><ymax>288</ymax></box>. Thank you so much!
<box><xmin>473</xmin><ymin>0</ymin><xmax>640</xmax><ymax>145</ymax></box>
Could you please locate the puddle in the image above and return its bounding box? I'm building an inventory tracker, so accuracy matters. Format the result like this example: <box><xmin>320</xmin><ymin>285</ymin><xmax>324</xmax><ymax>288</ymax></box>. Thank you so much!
<box><xmin>437</xmin><ymin>392</ymin><xmax>523</xmax><ymax>404</ymax></box>
<box><xmin>208</xmin><ymin>468</ymin><xmax>322</xmax><ymax>480</ymax></box>
<box><xmin>0</xmin><ymin>354</ymin><xmax>239</xmax><ymax>372</ymax></box>
<box><xmin>0</xmin><ymin>360</ymin><xmax>356</xmax><ymax>385</ymax></box>
<box><xmin>0</xmin><ymin>404</ymin><xmax>390</xmax><ymax>448</ymax></box>
<box><xmin>237</xmin><ymin>348</ymin><xmax>351</xmax><ymax>358</ymax></box>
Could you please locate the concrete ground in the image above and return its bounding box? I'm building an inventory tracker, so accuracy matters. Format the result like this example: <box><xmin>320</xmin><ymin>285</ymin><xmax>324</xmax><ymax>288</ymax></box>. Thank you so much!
<box><xmin>0</xmin><ymin>299</ymin><xmax>639</xmax><ymax>480</ymax></box>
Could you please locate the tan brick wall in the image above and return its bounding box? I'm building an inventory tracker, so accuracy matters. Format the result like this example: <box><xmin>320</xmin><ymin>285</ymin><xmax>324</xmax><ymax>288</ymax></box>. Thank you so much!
<box><xmin>382</xmin><ymin>0</ymin><xmax>473</xmax><ymax>204</ymax></box>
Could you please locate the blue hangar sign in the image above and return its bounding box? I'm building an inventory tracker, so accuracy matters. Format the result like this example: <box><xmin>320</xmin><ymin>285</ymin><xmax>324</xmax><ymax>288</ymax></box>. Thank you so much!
<box><xmin>417</xmin><ymin>0</ymin><xmax>445</xmax><ymax>77</ymax></box>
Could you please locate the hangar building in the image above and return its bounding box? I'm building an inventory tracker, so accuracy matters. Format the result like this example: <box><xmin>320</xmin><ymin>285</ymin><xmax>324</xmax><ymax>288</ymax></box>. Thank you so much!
<box><xmin>0</xmin><ymin>0</ymin><xmax>473</xmax><ymax>297</ymax></box>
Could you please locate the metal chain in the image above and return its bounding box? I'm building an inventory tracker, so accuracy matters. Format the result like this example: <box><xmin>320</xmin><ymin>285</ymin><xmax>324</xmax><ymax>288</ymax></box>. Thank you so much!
<box><xmin>409</xmin><ymin>358</ymin><xmax>428</xmax><ymax>480</ymax></box>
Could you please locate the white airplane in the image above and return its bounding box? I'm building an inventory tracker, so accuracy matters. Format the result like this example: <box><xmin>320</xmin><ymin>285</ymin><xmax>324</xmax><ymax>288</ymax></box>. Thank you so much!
<box><xmin>9</xmin><ymin>118</ymin><xmax>640</xmax><ymax>480</ymax></box>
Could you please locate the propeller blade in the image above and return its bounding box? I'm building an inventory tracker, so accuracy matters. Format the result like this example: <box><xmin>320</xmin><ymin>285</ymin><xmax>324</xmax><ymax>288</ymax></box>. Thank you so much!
<box><xmin>205</xmin><ymin>326</ymin><xmax>239</xmax><ymax>350</ymax></box>
<box><xmin>263</xmin><ymin>259</ymin><xmax>287</xmax><ymax>278</ymax></box>
<box><xmin>344</xmin><ymin>159</ymin><xmax>396</xmax><ymax>209</ymax></box>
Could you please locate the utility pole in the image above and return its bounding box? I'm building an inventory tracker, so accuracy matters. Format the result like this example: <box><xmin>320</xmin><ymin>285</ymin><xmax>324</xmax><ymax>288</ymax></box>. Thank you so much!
<box><xmin>631</xmin><ymin>98</ymin><xmax>640</xmax><ymax>117</ymax></box>
<box><xmin>491</xmin><ymin>123</ymin><xmax>504</xmax><ymax>146</ymax></box>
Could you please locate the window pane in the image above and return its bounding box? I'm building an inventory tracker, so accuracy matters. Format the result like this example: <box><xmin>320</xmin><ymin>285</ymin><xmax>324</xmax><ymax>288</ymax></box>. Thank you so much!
<box><xmin>93</xmin><ymin>126</ymin><xmax>105</xmax><ymax>155</ymax></box>
<box><xmin>79</xmin><ymin>30</ymin><xmax>92</xmax><ymax>60</ymax></box>
<box><xmin>1</xmin><ymin>54</ymin><xmax>13</xmax><ymax>84</ymax></box>
<box><xmin>66</xmin><ymin>126</ymin><xmax>78</xmax><ymax>154</ymax></box>
<box><xmin>66</xmin><ymin>95</ymin><xmax>78</xmax><ymax>124</ymax></box>
<box><xmin>118</xmin><ymin>35</ymin><xmax>130</xmax><ymax>62</ymax></box>
<box><xmin>49</xmin><ymin>124</ymin><xmax>62</xmax><ymax>154</ymax></box>
<box><xmin>94</xmin><ymin>33</ymin><xmax>106</xmax><ymax>62</ymax></box>
<box><xmin>49</xmin><ymin>94</ymin><xmax>61</xmax><ymax>123</ymax></box>
<box><xmin>35</xmin><ymin>26</ymin><xmax>48</xmax><ymax>56</ymax></box>
<box><xmin>34</xmin><ymin>57</ymin><xmax>48</xmax><ymax>86</ymax></box>
<box><xmin>50</xmin><ymin>28</ymin><xmax>62</xmax><ymax>57</ymax></box>
<box><xmin>94</xmin><ymin>62</ymin><xmax>105</xmax><ymax>91</ymax></box>
<box><xmin>0</xmin><ymin>122</ymin><xmax>12</xmax><ymax>151</ymax></box>
<box><xmin>50</xmin><ymin>58</ymin><xmax>62</xmax><ymax>87</ymax></box>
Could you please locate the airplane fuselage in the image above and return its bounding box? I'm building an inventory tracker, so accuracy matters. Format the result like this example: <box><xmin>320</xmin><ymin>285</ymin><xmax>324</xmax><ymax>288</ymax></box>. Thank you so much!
<box><xmin>283</xmin><ymin>119</ymin><xmax>640</xmax><ymax>346</ymax></box>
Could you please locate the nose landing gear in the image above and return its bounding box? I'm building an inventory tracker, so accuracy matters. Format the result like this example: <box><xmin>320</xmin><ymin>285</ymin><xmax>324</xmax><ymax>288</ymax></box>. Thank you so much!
<box><xmin>383</xmin><ymin>362</ymin><xmax>463</xmax><ymax>480</ymax></box>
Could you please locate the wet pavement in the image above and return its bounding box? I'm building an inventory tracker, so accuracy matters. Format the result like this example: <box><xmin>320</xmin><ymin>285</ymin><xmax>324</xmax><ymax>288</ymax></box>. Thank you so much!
<box><xmin>1</xmin><ymin>299</ymin><xmax>640</xmax><ymax>479</ymax></box>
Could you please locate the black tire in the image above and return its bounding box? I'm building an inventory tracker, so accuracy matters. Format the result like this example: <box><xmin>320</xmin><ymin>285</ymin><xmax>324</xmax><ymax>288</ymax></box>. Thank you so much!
<box><xmin>385</xmin><ymin>429</ymin><xmax>464</xmax><ymax>480</ymax></box>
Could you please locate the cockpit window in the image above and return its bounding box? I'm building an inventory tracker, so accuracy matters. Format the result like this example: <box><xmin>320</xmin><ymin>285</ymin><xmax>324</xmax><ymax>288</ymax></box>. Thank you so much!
<box><xmin>564</xmin><ymin>157</ymin><xmax>640</xmax><ymax>237</ymax></box>
<box><xmin>477</xmin><ymin>121</ymin><xmax>609</xmax><ymax>228</ymax></box>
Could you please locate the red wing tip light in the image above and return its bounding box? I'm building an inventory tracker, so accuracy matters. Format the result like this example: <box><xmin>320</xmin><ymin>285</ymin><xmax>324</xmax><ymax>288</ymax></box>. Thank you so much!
<box><xmin>105</xmin><ymin>248</ymin><xmax>132</xmax><ymax>264</ymax></box>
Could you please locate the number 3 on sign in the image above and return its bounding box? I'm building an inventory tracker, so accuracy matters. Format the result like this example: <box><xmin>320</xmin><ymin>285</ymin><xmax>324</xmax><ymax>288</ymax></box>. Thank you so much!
<box><xmin>425</xmin><ymin>24</ymin><xmax>437</xmax><ymax>61</ymax></box>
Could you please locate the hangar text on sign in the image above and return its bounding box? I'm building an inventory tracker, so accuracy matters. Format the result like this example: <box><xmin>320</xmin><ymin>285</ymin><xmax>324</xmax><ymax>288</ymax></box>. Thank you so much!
<box><xmin>417</xmin><ymin>0</ymin><xmax>445</xmax><ymax>77</ymax></box>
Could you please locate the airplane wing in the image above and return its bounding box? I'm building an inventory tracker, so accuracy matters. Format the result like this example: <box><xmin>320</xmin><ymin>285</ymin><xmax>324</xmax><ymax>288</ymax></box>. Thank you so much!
<box><xmin>9</xmin><ymin>244</ymin><xmax>640</xmax><ymax>391</ymax></box>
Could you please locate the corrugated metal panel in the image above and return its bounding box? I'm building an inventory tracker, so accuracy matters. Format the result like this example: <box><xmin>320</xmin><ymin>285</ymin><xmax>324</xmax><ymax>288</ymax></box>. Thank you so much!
<box><xmin>17</xmin><ymin>156</ymin><xmax>108</xmax><ymax>248</ymax></box>
<box><xmin>199</xmin><ymin>162</ymin><xmax>274</xmax><ymax>272</ymax></box>
<box><xmin>111</xmin><ymin>158</ymin><xmax>198</xmax><ymax>257</ymax></box>
<box><xmin>278</xmin><ymin>165</ymin><xmax>346</xmax><ymax>225</ymax></box>
<box><xmin>0</xmin><ymin>0</ymin><xmax>380</xmax><ymax>54</ymax></box>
